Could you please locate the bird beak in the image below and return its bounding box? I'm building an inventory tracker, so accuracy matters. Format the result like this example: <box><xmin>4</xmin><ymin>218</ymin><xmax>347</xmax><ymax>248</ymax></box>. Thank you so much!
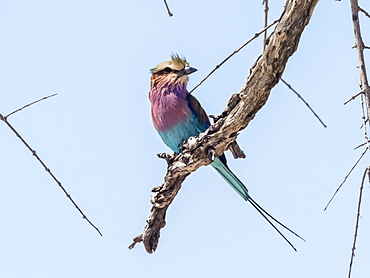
<box><xmin>185</xmin><ymin>66</ymin><xmax>197</xmax><ymax>75</ymax></box>
<box><xmin>178</xmin><ymin>66</ymin><xmax>197</xmax><ymax>76</ymax></box>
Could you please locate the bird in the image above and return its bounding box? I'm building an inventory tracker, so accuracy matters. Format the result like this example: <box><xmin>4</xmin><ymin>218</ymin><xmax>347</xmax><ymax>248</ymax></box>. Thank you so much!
<box><xmin>148</xmin><ymin>54</ymin><xmax>304</xmax><ymax>250</ymax></box>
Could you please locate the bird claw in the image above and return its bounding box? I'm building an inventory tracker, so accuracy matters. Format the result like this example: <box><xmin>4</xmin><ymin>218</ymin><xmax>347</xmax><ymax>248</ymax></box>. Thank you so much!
<box><xmin>209</xmin><ymin>114</ymin><xmax>221</xmax><ymax>123</ymax></box>
<box><xmin>157</xmin><ymin>152</ymin><xmax>176</xmax><ymax>164</ymax></box>
<box><xmin>152</xmin><ymin>184</ymin><xmax>163</xmax><ymax>192</ymax></box>
<box><xmin>207</xmin><ymin>147</ymin><xmax>216</xmax><ymax>162</ymax></box>
<box><xmin>181</xmin><ymin>136</ymin><xmax>198</xmax><ymax>151</ymax></box>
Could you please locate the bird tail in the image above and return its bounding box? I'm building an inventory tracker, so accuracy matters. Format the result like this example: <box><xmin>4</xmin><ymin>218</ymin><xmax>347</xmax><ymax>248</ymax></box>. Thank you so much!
<box><xmin>211</xmin><ymin>157</ymin><xmax>305</xmax><ymax>251</ymax></box>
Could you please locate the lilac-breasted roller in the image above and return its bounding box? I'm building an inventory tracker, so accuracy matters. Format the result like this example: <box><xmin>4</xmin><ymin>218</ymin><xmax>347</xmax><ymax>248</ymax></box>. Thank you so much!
<box><xmin>149</xmin><ymin>54</ymin><xmax>303</xmax><ymax>250</ymax></box>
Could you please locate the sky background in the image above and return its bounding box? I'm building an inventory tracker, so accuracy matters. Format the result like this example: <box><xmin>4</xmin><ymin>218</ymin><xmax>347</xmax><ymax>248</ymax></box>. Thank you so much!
<box><xmin>0</xmin><ymin>0</ymin><xmax>369</xmax><ymax>277</ymax></box>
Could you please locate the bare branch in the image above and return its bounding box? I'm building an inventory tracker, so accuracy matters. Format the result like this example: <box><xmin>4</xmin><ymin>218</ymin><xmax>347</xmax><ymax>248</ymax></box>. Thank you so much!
<box><xmin>263</xmin><ymin>0</ymin><xmax>269</xmax><ymax>51</ymax></box>
<box><xmin>128</xmin><ymin>235</ymin><xmax>143</xmax><ymax>250</ymax></box>
<box><xmin>130</xmin><ymin>0</ymin><xmax>320</xmax><ymax>253</ymax></box>
<box><xmin>189</xmin><ymin>19</ymin><xmax>279</xmax><ymax>94</ymax></box>
<box><xmin>354</xmin><ymin>141</ymin><xmax>369</xmax><ymax>150</ymax></box>
<box><xmin>348</xmin><ymin>166</ymin><xmax>368</xmax><ymax>278</ymax></box>
<box><xmin>227</xmin><ymin>141</ymin><xmax>246</xmax><ymax>159</ymax></box>
<box><xmin>163</xmin><ymin>0</ymin><xmax>173</xmax><ymax>17</ymax></box>
<box><xmin>280</xmin><ymin>78</ymin><xmax>327</xmax><ymax>128</ymax></box>
<box><xmin>350</xmin><ymin>0</ymin><xmax>370</xmax><ymax>120</ymax></box>
<box><xmin>345</xmin><ymin>2</ymin><xmax>370</xmax><ymax>273</ymax></box>
<box><xmin>352</xmin><ymin>45</ymin><xmax>370</xmax><ymax>49</ymax></box>
<box><xmin>0</xmin><ymin>97</ymin><xmax>102</xmax><ymax>236</ymax></box>
<box><xmin>359</xmin><ymin>6</ymin><xmax>370</xmax><ymax>19</ymax></box>
<box><xmin>324</xmin><ymin>147</ymin><xmax>368</xmax><ymax>211</ymax></box>
<box><xmin>344</xmin><ymin>91</ymin><xmax>364</xmax><ymax>105</ymax></box>
<box><xmin>5</xmin><ymin>93</ymin><xmax>57</xmax><ymax>119</ymax></box>
<box><xmin>129</xmin><ymin>169</ymin><xmax>186</xmax><ymax>253</ymax></box>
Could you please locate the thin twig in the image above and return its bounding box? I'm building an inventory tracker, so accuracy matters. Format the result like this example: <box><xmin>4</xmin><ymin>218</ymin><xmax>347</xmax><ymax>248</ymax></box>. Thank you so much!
<box><xmin>354</xmin><ymin>141</ymin><xmax>369</xmax><ymax>150</ymax></box>
<box><xmin>348</xmin><ymin>167</ymin><xmax>368</xmax><ymax>278</ymax></box>
<box><xmin>5</xmin><ymin>93</ymin><xmax>57</xmax><ymax>118</ymax></box>
<box><xmin>280</xmin><ymin>78</ymin><xmax>327</xmax><ymax>128</ymax></box>
<box><xmin>352</xmin><ymin>45</ymin><xmax>370</xmax><ymax>49</ymax></box>
<box><xmin>344</xmin><ymin>91</ymin><xmax>364</xmax><ymax>105</ymax></box>
<box><xmin>163</xmin><ymin>0</ymin><xmax>173</xmax><ymax>17</ymax></box>
<box><xmin>359</xmin><ymin>6</ymin><xmax>370</xmax><ymax>19</ymax></box>
<box><xmin>0</xmin><ymin>97</ymin><xmax>102</xmax><ymax>236</ymax></box>
<box><xmin>324</xmin><ymin>147</ymin><xmax>368</xmax><ymax>211</ymax></box>
<box><xmin>189</xmin><ymin>19</ymin><xmax>279</xmax><ymax>94</ymax></box>
<box><xmin>262</xmin><ymin>0</ymin><xmax>269</xmax><ymax>51</ymax></box>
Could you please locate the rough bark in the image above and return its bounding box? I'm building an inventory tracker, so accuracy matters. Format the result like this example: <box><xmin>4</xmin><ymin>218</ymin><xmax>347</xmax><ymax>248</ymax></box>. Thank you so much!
<box><xmin>129</xmin><ymin>0</ymin><xmax>320</xmax><ymax>253</ymax></box>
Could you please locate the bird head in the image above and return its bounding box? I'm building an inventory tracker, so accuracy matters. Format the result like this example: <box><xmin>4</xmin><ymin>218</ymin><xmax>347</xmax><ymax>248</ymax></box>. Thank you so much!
<box><xmin>150</xmin><ymin>54</ymin><xmax>197</xmax><ymax>88</ymax></box>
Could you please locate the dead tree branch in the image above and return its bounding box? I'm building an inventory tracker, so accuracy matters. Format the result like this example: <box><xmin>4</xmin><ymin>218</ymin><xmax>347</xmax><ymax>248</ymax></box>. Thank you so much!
<box><xmin>359</xmin><ymin>6</ymin><xmax>370</xmax><ymax>19</ymax></box>
<box><xmin>324</xmin><ymin>147</ymin><xmax>368</xmax><ymax>211</ymax></box>
<box><xmin>129</xmin><ymin>0</ymin><xmax>320</xmax><ymax>253</ymax></box>
<box><xmin>189</xmin><ymin>19</ymin><xmax>279</xmax><ymax>94</ymax></box>
<box><xmin>348</xmin><ymin>167</ymin><xmax>368</xmax><ymax>278</ymax></box>
<box><xmin>350</xmin><ymin>0</ymin><xmax>370</xmax><ymax>120</ymax></box>
<box><xmin>345</xmin><ymin>0</ymin><xmax>370</xmax><ymax>275</ymax></box>
<box><xmin>262</xmin><ymin>0</ymin><xmax>269</xmax><ymax>51</ymax></box>
<box><xmin>163</xmin><ymin>0</ymin><xmax>173</xmax><ymax>17</ymax></box>
<box><xmin>280</xmin><ymin>78</ymin><xmax>327</xmax><ymax>128</ymax></box>
<box><xmin>5</xmin><ymin>93</ymin><xmax>57</xmax><ymax>118</ymax></box>
<box><xmin>354</xmin><ymin>140</ymin><xmax>369</xmax><ymax>150</ymax></box>
<box><xmin>344</xmin><ymin>91</ymin><xmax>364</xmax><ymax>105</ymax></box>
<box><xmin>0</xmin><ymin>96</ymin><xmax>102</xmax><ymax>236</ymax></box>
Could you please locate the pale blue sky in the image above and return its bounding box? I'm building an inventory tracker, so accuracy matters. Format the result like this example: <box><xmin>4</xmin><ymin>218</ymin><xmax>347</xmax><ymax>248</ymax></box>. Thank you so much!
<box><xmin>0</xmin><ymin>0</ymin><xmax>369</xmax><ymax>277</ymax></box>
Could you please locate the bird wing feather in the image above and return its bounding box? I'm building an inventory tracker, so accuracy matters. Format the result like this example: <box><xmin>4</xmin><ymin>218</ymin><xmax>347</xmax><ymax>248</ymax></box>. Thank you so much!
<box><xmin>186</xmin><ymin>93</ymin><xmax>210</xmax><ymax>132</ymax></box>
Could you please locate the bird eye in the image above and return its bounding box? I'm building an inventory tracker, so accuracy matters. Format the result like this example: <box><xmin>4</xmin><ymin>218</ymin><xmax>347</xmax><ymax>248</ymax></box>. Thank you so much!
<box><xmin>163</xmin><ymin>67</ymin><xmax>172</xmax><ymax>73</ymax></box>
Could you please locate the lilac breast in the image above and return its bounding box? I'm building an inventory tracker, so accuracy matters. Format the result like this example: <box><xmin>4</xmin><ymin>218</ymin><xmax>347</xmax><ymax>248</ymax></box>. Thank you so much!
<box><xmin>149</xmin><ymin>82</ymin><xmax>190</xmax><ymax>132</ymax></box>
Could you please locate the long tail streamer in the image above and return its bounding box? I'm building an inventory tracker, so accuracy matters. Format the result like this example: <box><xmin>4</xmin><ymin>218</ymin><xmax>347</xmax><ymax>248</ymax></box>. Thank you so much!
<box><xmin>248</xmin><ymin>197</ymin><xmax>305</xmax><ymax>251</ymax></box>
<box><xmin>211</xmin><ymin>158</ymin><xmax>304</xmax><ymax>251</ymax></box>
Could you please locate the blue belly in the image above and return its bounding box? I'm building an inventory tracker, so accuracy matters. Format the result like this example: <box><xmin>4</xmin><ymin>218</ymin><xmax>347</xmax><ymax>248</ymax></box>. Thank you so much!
<box><xmin>158</xmin><ymin>116</ymin><xmax>207</xmax><ymax>152</ymax></box>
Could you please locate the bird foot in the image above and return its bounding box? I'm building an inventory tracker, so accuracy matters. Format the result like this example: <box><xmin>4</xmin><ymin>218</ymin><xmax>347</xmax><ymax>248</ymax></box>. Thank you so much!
<box><xmin>207</xmin><ymin>147</ymin><xmax>216</xmax><ymax>162</ymax></box>
<box><xmin>157</xmin><ymin>152</ymin><xmax>176</xmax><ymax>164</ymax></box>
<box><xmin>181</xmin><ymin>136</ymin><xmax>198</xmax><ymax>151</ymax></box>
